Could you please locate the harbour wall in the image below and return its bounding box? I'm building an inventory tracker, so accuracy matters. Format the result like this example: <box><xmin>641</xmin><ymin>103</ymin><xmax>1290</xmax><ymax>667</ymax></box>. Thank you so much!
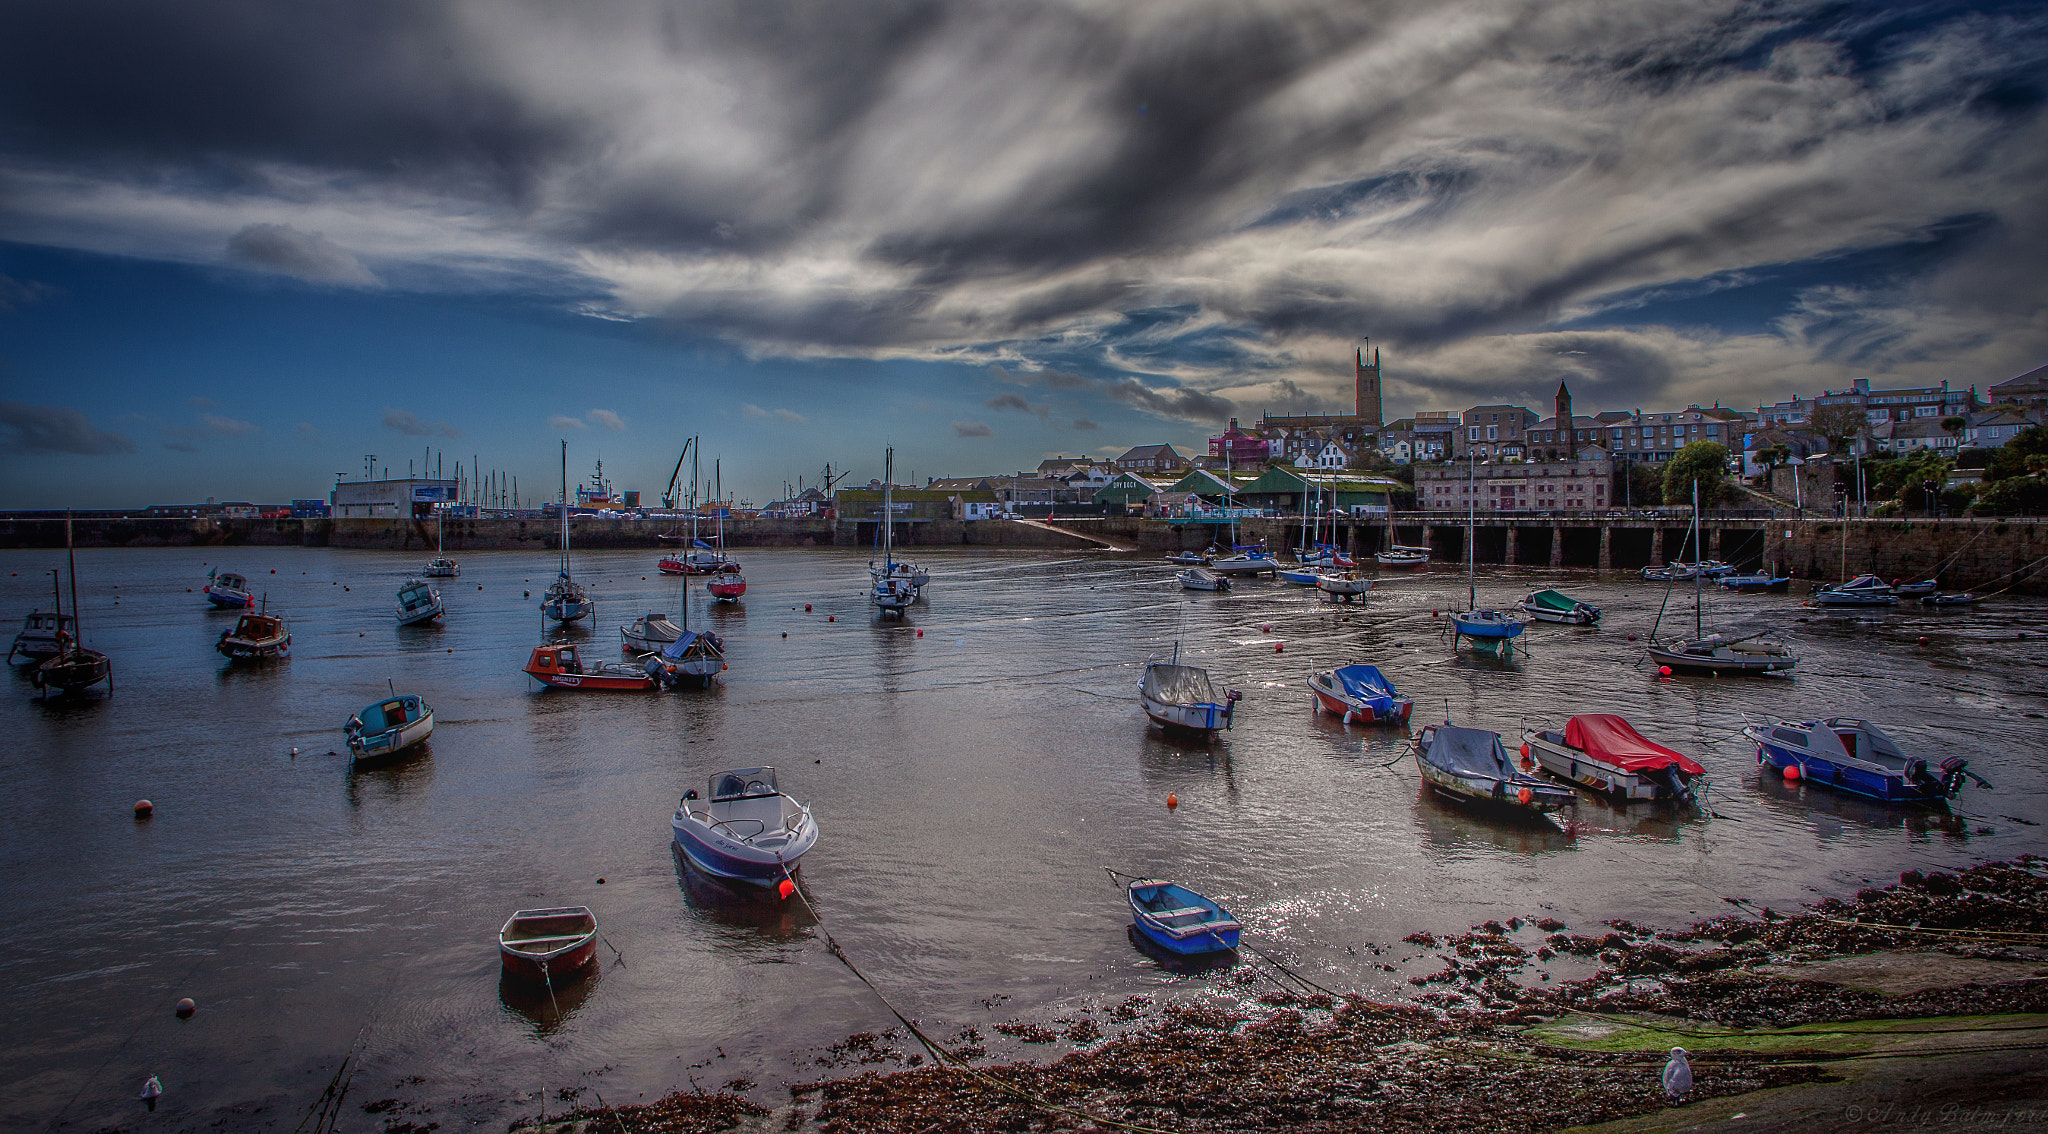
<box><xmin>4</xmin><ymin>514</ymin><xmax>2043</xmax><ymax>592</ymax></box>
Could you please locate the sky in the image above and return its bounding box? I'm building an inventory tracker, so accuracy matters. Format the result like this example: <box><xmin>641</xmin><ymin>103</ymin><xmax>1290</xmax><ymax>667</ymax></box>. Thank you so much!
<box><xmin>2</xmin><ymin>0</ymin><xmax>2046</xmax><ymax>507</ymax></box>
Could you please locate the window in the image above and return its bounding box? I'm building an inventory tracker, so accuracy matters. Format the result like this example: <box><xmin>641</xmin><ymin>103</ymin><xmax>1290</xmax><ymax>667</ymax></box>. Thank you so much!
<box><xmin>1487</xmin><ymin>426</ymin><xmax>1499</xmax><ymax>440</ymax></box>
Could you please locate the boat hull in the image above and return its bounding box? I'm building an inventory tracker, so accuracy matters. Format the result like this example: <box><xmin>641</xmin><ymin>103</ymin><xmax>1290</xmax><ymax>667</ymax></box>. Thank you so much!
<box><xmin>1524</xmin><ymin>737</ymin><xmax>1699</xmax><ymax>805</ymax></box>
<box><xmin>498</xmin><ymin>907</ymin><xmax>599</xmax><ymax>985</ymax></box>
<box><xmin>707</xmin><ymin>580</ymin><xmax>747</xmax><ymax>600</ymax></box>
<box><xmin>1374</xmin><ymin>552</ymin><xmax>1428</xmax><ymax>569</ymax></box>
<box><xmin>542</xmin><ymin>598</ymin><xmax>594</xmax><ymax>622</ymax></box>
<box><xmin>1450</xmin><ymin>612</ymin><xmax>1524</xmax><ymax>639</ymax></box>
<box><xmin>670</xmin><ymin>821</ymin><xmax>814</xmax><ymax>886</ymax></box>
<box><xmin>1277</xmin><ymin>569</ymin><xmax>1320</xmax><ymax>586</ymax></box>
<box><xmin>1142</xmin><ymin>694</ymin><xmax>1233</xmax><ymax>734</ymax></box>
<box><xmin>1745</xmin><ymin>725</ymin><xmax>1954</xmax><ymax>805</ymax></box>
<box><xmin>34</xmin><ymin>650</ymin><xmax>111</xmax><ymax>694</ymax></box>
<box><xmin>217</xmin><ymin>635</ymin><xmax>290</xmax><ymax>662</ymax></box>
<box><xmin>1415</xmin><ymin>751</ymin><xmax>1573</xmax><ymax>814</ymax></box>
<box><xmin>1128</xmin><ymin>882</ymin><xmax>1240</xmax><ymax>955</ymax></box>
<box><xmin>349</xmin><ymin>713</ymin><xmax>434</xmax><ymax>763</ymax></box>
<box><xmin>1308</xmin><ymin>683</ymin><xmax>1411</xmax><ymax>724</ymax></box>
<box><xmin>205</xmin><ymin>589</ymin><xmax>253</xmax><ymax>609</ymax></box>
<box><xmin>526</xmin><ymin>668</ymin><xmax>654</xmax><ymax>691</ymax></box>
<box><xmin>1645</xmin><ymin>644</ymin><xmax>1796</xmax><ymax>674</ymax></box>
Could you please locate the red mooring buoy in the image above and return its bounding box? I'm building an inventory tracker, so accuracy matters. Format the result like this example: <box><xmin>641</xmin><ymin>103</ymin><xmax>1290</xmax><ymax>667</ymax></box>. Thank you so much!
<box><xmin>133</xmin><ymin>800</ymin><xmax>153</xmax><ymax>818</ymax></box>
<box><xmin>175</xmin><ymin>998</ymin><xmax>196</xmax><ymax>1019</ymax></box>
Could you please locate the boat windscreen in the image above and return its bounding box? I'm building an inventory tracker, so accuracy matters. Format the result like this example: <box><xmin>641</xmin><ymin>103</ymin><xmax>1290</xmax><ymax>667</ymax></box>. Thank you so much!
<box><xmin>710</xmin><ymin>766</ymin><xmax>779</xmax><ymax>802</ymax></box>
<box><xmin>1427</xmin><ymin>725</ymin><xmax>1510</xmax><ymax>776</ymax></box>
<box><xmin>1143</xmin><ymin>664</ymin><xmax>1216</xmax><ymax>705</ymax></box>
<box><xmin>1333</xmin><ymin>665</ymin><xmax>1395</xmax><ymax>700</ymax></box>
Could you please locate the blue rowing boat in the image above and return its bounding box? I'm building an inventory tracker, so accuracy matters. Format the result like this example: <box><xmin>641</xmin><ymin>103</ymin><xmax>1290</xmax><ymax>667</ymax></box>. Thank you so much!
<box><xmin>1127</xmin><ymin>879</ymin><xmax>1240</xmax><ymax>955</ymax></box>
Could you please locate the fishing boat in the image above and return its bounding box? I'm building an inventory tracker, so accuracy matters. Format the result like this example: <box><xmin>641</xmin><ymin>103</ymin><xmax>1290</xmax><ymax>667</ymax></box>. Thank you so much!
<box><xmin>1646</xmin><ymin>632</ymin><xmax>1798</xmax><ymax>674</ymax></box>
<box><xmin>1414</xmin><ymin>722</ymin><xmax>1575</xmax><ymax>815</ymax></box>
<box><xmin>1522</xmin><ymin>714</ymin><xmax>1705</xmax><ymax>806</ymax></box>
<box><xmin>498</xmin><ymin>907</ymin><xmax>600</xmax><ymax>985</ymax></box>
<box><xmin>871</xmin><ymin>448</ymin><xmax>918</xmax><ymax>616</ymax></box>
<box><xmin>1207</xmin><ymin>547</ymin><xmax>1279</xmax><ymax>576</ymax></box>
<box><xmin>541</xmin><ymin>442</ymin><xmax>595</xmax><ymax>623</ymax></box>
<box><xmin>1139</xmin><ymin>652</ymin><xmax>1241</xmax><ymax>735</ymax></box>
<box><xmin>1374</xmin><ymin>548</ymin><xmax>1429</xmax><ymax>569</ymax></box>
<box><xmin>32</xmin><ymin>520</ymin><xmax>112</xmax><ymax>697</ymax></box>
<box><xmin>422</xmin><ymin>509</ymin><xmax>460</xmax><ymax>577</ymax></box>
<box><xmin>217</xmin><ymin>604</ymin><xmax>290</xmax><ymax>663</ymax></box>
<box><xmin>1517</xmin><ymin>589</ymin><xmax>1601</xmax><ymax>625</ymax></box>
<box><xmin>706</xmin><ymin>564</ymin><xmax>747</xmax><ymax>601</ymax></box>
<box><xmin>670</xmin><ymin>766</ymin><xmax>819</xmax><ymax>888</ymax></box>
<box><xmin>8</xmin><ymin>608</ymin><xmax>72</xmax><ymax>664</ymax></box>
<box><xmin>346</xmin><ymin>692</ymin><xmax>434</xmax><ymax>765</ymax></box>
<box><xmin>1306</xmin><ymin>663</ymin><xmax>1412</xmax><ymax>724</ymax></box>
<box><xmin>1162</xmin><ymin>551</ymin><xmax>1208</xmax><ymax>566</ymax></box>
<box><xmin>1315</xmin><ymin>569</ymin><xmax>1370</xmax><ymax>600</ymax></box>
<box><xmin>1178</xmin><ymin>567</ymin><xmax>1229</xmax><ymax>592</ymax></box>
<box><xmin>1277</xmin><ymin>566</ymin><xmax>1321</xmax><ymax>586</ymax></box>
<box><xmin>652</xmin><ymin>629</ymin><xmax>726</xmax><ymax>688</ymax></box>
<box><xmin>395</xmin><ymin>577</ymin><xmax>444</xmax><ymax>626</ymax></box>
<box><xmin>1921</xmin><ymin>592</ymin><xmax>1979</xmax><ymax>606</ymax></box>
<box><xmin>1742</xmin><ymin>717</ymin><xmax>1984</xmax><ymax>805</ymax></box>
<box><xmin>523</xmin><ymin>643</ymin><xmax>655</xmax><ymax>691</ymax></box>
<box><xmin>1716</xmin><ymin>573</ymin><xmax>1791</xmax><ymax>593</ymax></box>
<box><xmin>204</xmin><ymin>569</ymin><xmax>254</xmax><ymax>609</ymax></box>
<box><xmin>621</xmin><ymin>612</ymin><xmax>684</xmax><ymax>652</ymax></box>
<box><xmin>1646</xmin><ymin>482</ymin><xmax>1799</xmax><ymax>675</ymax></box>
<box><xmin>1127</xmin><ymin>879</ymin><xmax>1241</xmax><ymax>956</ymax></box>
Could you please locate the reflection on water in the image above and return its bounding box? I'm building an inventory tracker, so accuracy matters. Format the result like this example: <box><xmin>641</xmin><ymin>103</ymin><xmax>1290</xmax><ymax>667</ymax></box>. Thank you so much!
<box><xmin>4</xmin><ymin>545</ymin><xmax>2045</xmax><ymax>1132</ymax></box>
<box><xmin>1125</xmin><ymin>924</ymin><xmax>1241</xmax><ymax>976</ymax></box>
<box><xmin>499</xmin><ymin>963</ymin><xmax>601</xmax><ymax>1037</ymax></box>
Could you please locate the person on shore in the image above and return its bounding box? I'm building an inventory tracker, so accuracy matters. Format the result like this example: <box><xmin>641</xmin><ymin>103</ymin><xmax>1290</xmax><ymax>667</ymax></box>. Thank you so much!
<box><xmin>1662</xmin><ymin>1047</ymin><xmax>1692</xmax><ymax>1103</ymax></box>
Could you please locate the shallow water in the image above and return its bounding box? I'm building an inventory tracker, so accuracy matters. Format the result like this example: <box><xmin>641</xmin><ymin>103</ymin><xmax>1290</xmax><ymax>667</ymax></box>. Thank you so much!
<box><xmin>4</xmin><ymin>546</ymin><xmax>2045</xmax><ymax>1131</ymax></box>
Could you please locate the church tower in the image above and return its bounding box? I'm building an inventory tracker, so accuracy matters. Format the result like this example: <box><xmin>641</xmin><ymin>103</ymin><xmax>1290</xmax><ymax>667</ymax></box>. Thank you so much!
<box><xmin>1555</xmin><ymin>381</ymin><xmax>1573</xmax><ymax>453</ymax></box>
<box><xmin>1354</xmin><ymin>342</ymin><xmax>1382</xmax><ymax>428</ymax></box>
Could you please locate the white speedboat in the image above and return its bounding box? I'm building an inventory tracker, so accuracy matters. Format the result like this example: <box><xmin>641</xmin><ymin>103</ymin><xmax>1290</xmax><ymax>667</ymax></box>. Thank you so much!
<box><xmin>1178</xmin><ymin>567</ymin><xmax>1229</xmax><ymax>592</ymax></box>
<box><xmin>671</xmin><ymin>766</ymin><xmax>818</xmax><ymax>888</ymax></box>
<box><xmin>1315</xmin><ymin>570</ymin><xmax>1371</xmax><ymax>599</ymax></box>
<box><xmin>1207</xmin><ymin>552</ymin><xmax>1278</xmax><ymax>576</ymax></box>
<box><xmin>395</xmin><ymin>577</ymin><xmax>444</xmax><ymax>627</ymax></box>
<box><xmin>1374</xmin><ymin>549</ymin><xmax>1429</xmax><ymax>569</ymax></box>
<box><xmin>1140</xmin><ymin>659</ymin><xmax>1240</xmax><ymax>735</ymax></box>
<box><xmin>623</xmin><ymin>612</ymin><xmax>684</xmax><ymax>652</ymax></box>
<box><xmin>1523</xmin><ymin>714</ymin><xmax>1705</xmax><ymax>806</ymax></box>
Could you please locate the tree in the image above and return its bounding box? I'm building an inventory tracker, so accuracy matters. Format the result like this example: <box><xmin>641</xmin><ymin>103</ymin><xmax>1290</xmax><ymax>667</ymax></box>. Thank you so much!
<box><xmin>1808</xmin><ymin>404</ymin><xmax>1870</xmax><ymax>455</ymax></box>
<box><xmin>1985</xmin><ymin>425</ymin><xmax>2048</xmax><ymax>481</ymax></box>
<box><xmin>1754</xmin><ymin>444</ymin><xmax>1791</xmax><ymax>483</ymax></box>
<box><xmin>1663</xmin><ymin>441</ymin><xmax>1731</xmax><ymax>506</ymax></box>
<box><xmin>1941</xmin><ymin>415</ymin><xmax>1967</xmax><ymax>447</ymax></box>
<box><xmin>1613</xmin><ymin>461</ymin><xmax>1662</xmax><ymax>508</ymax></box>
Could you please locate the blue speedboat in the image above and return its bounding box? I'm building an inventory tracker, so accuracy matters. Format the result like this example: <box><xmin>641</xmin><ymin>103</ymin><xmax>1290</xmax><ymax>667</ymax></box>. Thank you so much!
<box><xmin>1127</xmin><ymin>879</ymin><xmax>1240</xmax><ymax>955</ymax></box>
<box><xmin>1742</xmin><ymin>717</ymin><xmax>1980</xmax><ymax>804</ymax></box>
<box><xmin>671</xmin><ymin>767</ymin><xmax>818</xmax><ymax>890</ymax></box>
<box><xmin>346</xmin><ymin>693</ymin><xmax>434</xmax><ymax>765</ymax></box>
<box><xmin>1277</xmin><ymin>567</ymin><xmax>1321</xmax><ymax>586</ymax></box>
<box><xmin>1307</xmin><ymin>663</ymin><xmax>1413</xmax><ymax>724</ymax></box>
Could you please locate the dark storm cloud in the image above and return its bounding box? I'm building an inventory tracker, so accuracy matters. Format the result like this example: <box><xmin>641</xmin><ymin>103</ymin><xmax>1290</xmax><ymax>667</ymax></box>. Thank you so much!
<box><xmin>3</xmin><ymin>0</ymin><xmax>2045</xmax><ymax>406</ymax></box>
<box><xmin>0</xmin><ymin>401</ymin><xmax>137</xmax><ymax>455</ymax></box>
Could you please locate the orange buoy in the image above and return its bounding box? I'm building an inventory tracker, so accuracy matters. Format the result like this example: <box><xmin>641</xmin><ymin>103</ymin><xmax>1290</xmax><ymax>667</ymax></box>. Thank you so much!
<box><xmin>175</xmin><ymin>998</ymin><xmax>196</xmax><ymax>1019</ymax></box>
<box><xmin>1784</xmin><ymin>763</ymin><xmax>1801</xmax><ymax>781</ymax></box>
<box><xmin>1167</xmin><ymin>793</ymin><xmax>1178</xmax><ymax>809</ymax></box>
<box><xmin>1517</xmin><ymin>787</ymin><xmax>1532</xmax><ymax>805</ymax></box>
<box><xmin>133</xmin><ymin>800</ymin><xmax>153</xmax><ymax>818</ymax></box>
<box><xmin>777</xmin><ymin>878</ymin><xmax>797</xmax><ymax>900</ymax></box>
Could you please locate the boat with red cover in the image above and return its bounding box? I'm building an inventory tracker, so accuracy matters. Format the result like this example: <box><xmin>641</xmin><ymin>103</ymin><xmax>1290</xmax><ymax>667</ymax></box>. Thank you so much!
<box><xmin>523</xmin><ymin>644</ymin><xmax>656</xmax><ymax>691</ymax></box>
<box><xmin>498</xmin><ymin>906</ymin><xmax>599</xmax><ymax>985</ymax></box>
<box><xmin>1522</xmin><ymin>713</ymin><xmax>1707</xmax><ymax>807</ymax></box>
<box><xmin>706</xmin><ymin>565</ymin><xmax>746</xmax><ymax>601</ymax></box>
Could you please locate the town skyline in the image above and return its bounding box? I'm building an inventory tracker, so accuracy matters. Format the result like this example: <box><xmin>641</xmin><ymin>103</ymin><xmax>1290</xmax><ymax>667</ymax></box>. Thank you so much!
<box><xmin>4</xmin><ymin>1</ymin><xmax>2047</xmax><ymax>507</ymax></box>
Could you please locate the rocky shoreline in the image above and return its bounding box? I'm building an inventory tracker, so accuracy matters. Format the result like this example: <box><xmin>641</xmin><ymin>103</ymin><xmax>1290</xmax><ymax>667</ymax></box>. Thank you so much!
<box><xmin>505</xmin><ymin>858</ymin><xmax>2047</xmax><ymax>1134</ymax></box>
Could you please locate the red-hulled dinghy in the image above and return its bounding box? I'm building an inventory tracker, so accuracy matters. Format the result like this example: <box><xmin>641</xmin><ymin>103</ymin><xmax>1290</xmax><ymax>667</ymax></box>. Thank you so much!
<box><xmin>498</xmin><ymin>906</ymin><xmax>599</xmax><ymax>985</ymax></box>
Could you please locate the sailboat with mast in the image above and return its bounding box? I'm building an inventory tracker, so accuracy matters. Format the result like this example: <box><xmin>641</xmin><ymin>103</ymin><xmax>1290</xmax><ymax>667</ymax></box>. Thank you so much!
<box><xmin>1447</xmin><ymin>450</ymin><xmax>1525</xmax><ymax>653</ymax></box>
<box><xmin>541</xmin><ymin>440</ymin><xmax>594</xmax><ymax>624</ymax></box>
<box><xmin>704</xmin><ymin>457</ymin><xmax>747</xmax><ymax>601</ymax></box>
<box><xmin>1645</xmin><ymin>482</ymin><xmax>1798</xmax><ymax>674</ymax></box>
<box><xmin>422</xmin><ymin>507</ymin><xmax>459</xmax><ymax>577</ymax></box>
<box><xmin>650</xmin><ymin>540</ymin><xmax>727</xmax><ymax>688</ymax></box>
<box><xmin>32</xmin><ymin>513</ymin><xmax>112</xmax><ymax>697</ymax></box>
<box><xmin>872</xmin><ymin>447</ymin><xmax>917</xmax><ymax>616</ymax></box>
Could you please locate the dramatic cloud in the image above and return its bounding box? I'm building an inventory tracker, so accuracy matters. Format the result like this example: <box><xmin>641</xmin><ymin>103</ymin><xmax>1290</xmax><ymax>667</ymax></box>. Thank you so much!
<box><xmin>953</xmin><ymin>421</ymin><xmax>994</xmax><ymax>437</ymax></box>
<box><xmin>546</xmin><ymin>414</ymin><xmax>586</xmax><ymax>430</ymax></box>
<box><xmin>382</xmin><ymin>407</ymin><xmax>461</xmax><ymax>437</ymax></box>
<box><xmin>3</xmin><ymin>0</ymin><xmax>2045</xmax><ymax>415</ymax></box>
<box><xmin>200</xmin><ymin>413</ymin><xmax>257</xmax><ymax>436</ymax></box>
<box><xmin>587</xmin><ymin>408</ymin><xmax>626</xmax><ymax>431</ymax></box>
<box><xmin>0</xmin><ymin>401</ymin><xmax>137</xmax><ymax>455</ymax></box>
<box><xmin>225</xmin><ymin>224</ymin><xmax>377</xmax><ymax>286</ymax></box>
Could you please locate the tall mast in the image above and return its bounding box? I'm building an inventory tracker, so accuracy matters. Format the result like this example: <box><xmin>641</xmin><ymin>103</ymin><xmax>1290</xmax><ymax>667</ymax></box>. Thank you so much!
<box><xmin>1466</xmin><ymin>448</ymin><xmax>1477</xmax><ymax>611</ymax></box>
<box><xmin>67</xmin><ymin>510</ymin><xmax>80</xmax><ymax>649</ymax></box>
<box><xmin>559</xmin><ymin>439</ymin><xmax>570</xmax><ymax>578</ymax></box>
<box><xmin>883</xmin><ymin>447</ymin><xmax>895</xmax><ymax>568</ymax></box>
<box><xmin>1693</xmin><ymin>480</ymin><xmax>1704</xmax><ymax>640</ymax></box>
<box><xmin>691</xmin><ymin>437</ymin><xmax>701</xmax><ymax>551</ymax></box>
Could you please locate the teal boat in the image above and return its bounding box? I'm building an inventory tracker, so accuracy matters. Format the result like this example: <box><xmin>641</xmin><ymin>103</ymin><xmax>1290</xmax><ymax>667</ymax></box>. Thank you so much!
<box><xmin>1517</xmin><ymin>589</ymin><xmax>1601</xmax><ymax>625</ymax></box>
<box><xmin>346</xmin><ymin>693</ymin><xmax>434</xmax><ymax>765</ymax></box>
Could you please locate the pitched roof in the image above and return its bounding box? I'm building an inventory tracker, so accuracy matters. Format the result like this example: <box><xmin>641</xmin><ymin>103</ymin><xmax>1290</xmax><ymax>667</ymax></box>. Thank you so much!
<box><xmin>1991</xmin><ymin>363</ymin><xmax>2048</xmax><ymax>395</ymax></box>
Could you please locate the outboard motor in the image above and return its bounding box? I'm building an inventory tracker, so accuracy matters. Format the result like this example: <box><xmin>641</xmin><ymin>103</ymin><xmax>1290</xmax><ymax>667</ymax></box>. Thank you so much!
<box><xmin>1938</xmin><ymin>756</ymin><xmax>1972</xmax><ymax>798</ymax></box>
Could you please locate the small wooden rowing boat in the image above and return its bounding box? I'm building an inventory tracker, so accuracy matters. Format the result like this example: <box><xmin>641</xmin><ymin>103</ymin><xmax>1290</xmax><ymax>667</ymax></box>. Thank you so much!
<box><xmin>498</xmin><ymin>906</ymin><xmax>599</xmax><ymax>985</ymax></box>
<box><xmin>1127</xmin><ymin>879</ymin><xmax>1240</xmax><ymax>955</ymax></box>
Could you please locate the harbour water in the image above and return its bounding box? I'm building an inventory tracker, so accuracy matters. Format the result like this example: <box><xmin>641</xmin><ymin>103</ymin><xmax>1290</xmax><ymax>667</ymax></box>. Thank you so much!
<box><xmin>5</xmin><ymin>546</ymin><xmax>2046</xmax><ymax>1131</ymax></box>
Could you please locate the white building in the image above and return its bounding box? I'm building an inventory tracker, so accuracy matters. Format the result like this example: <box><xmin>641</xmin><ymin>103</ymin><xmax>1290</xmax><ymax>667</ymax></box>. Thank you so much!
<box><xmin>330</xmin><ymin>478</ymin><xmax>458</xmax><ymax>519</ymax></box>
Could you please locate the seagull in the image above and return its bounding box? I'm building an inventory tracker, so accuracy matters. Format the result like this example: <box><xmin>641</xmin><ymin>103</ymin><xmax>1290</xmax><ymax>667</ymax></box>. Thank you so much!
<box><xmin>1662</xmin><ymin>1046</ymin><xmax>1692</xmax><ymax>1102</ymax></box>
<box><xmin>140</xmin><ymin>1075</ymin><xmax>163</xmax><ymax>1111</ymax></box>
